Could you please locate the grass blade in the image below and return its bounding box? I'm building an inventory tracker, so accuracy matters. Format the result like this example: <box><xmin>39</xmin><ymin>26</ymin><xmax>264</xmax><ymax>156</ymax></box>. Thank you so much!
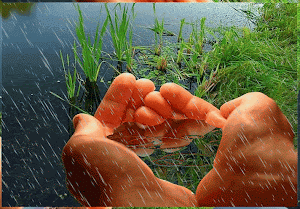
<box><xmin>50</xmin><ymin>91</ymin><xmax>91</xmax><ymax>115</ymax></box>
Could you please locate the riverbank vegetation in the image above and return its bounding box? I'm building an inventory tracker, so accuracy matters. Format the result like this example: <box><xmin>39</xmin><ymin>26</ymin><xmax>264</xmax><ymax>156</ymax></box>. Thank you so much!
<box><xmin>54</xmin><ymin>2</ymin><xmax>297</xmax><ymax>205</ymax></box>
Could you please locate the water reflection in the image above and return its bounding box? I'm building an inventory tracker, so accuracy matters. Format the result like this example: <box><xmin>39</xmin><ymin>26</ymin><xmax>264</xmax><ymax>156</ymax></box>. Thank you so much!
<box><xmin>0</xmin><ymin>2</ymin><xmax>36</xmax><ymax>19</ymax></box>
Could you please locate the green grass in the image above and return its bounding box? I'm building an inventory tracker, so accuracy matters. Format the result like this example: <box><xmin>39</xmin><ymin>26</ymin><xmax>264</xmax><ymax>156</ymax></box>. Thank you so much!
<box><xmin>59</xmin><ymin>51</ymin><xmax>81</xmax><ymax>100</ymax></box>
<box><xmin>63</xmin><ymin>3</ymin><xmax>297</xmax><ymax>145</ymax></box>
<box><xmin>208</xmin><ymin>3</ymin><xmax>297</xmax><ymax>149</ymax></box>
<box><xmin>55</xmin><ymin>2</ymin><xmax>297</xmax><ymax>203</ymax></box>
<box><xmin>189</xmin><ymin>17</ymin><xmax>206</xmax><ymax>56</ymax></box>
<box><xmin>106</xmin><ymin>3</ymin><xmax>136</xmax><ymax>63</ymax></box>
<box><xmin>297</xmin><ymin>3</ymin><xmax>300</xmax><ymax>90</ymax></box>
<box><xmin>73</xmin><ymin>3</ymin><xmax>108</xmax><ymax>83</ymax></box>
<box><xmin>152</xmin><ymin>3</ymin><xmax>164</xmax><ymax>56</ymax></box>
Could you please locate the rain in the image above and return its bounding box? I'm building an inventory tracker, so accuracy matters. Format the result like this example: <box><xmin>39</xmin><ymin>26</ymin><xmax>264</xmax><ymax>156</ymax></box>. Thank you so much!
<box><xmin>1</xmin><ymin>2</ymin><xmax>294</xmax><ymax>208</ymax></box>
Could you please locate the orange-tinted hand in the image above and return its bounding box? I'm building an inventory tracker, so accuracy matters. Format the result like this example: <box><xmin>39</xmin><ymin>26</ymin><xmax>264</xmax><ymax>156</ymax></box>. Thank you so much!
<box><xmin>141</xmin><ymin>82</ymin><xmax>226</xmax><ymax>128</ymax></box>
<box><xmin>103</xmin><ymin>79</ymin><xmax>225</xmax><ymax>156</ymax></box>
<box><xmin>123</xmin><ymin>83</ymin><xmax>227</xmax><ymax>154</ymax></box>
<box><xmin>196</xmin><ymin>92</ymin><xmax>297</xmax><ymax>207</ymax></box>
<box><xmin>62</xmin><ymin>73</ymin><xmax>197</xmax><ymax>207</ymax></box>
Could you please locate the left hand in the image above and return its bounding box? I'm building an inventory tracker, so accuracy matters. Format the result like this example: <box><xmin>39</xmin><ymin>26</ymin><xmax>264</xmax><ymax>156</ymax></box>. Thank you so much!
<box><xmin>95</xmin><ymin>74</ymin><xmax>225</xmax><ymax>156</ymax></box>
<box><xmin>62</xmin><ymin>73</ymin><xmax>226</xmax><ymax>207</ymax></box>
<box><xmin>62</xmin><ymin>73</ymin><xmax>198</xmax><ymax>206</ymax></box>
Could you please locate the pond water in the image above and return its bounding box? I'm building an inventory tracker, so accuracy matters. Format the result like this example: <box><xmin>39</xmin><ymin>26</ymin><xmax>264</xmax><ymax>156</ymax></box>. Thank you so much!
<box><xmin>2</xmin><ymin>2</ymin><xmax>262</xmax><ymax>207</ymax></box>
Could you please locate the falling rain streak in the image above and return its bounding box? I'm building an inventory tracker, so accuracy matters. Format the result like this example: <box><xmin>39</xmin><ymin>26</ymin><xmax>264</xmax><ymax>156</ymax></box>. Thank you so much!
<box><xmin>2</xmin><ymin>2</ymin><xmax>287</xmax><ymax>207</ymax></box>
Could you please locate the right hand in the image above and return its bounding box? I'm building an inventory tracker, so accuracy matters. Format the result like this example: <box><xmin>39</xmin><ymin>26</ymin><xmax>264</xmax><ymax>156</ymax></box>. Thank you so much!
<box><xmin>196</xmin><ymin>92</ymin><xmax>297</xmax><ymax>206</ymax></box>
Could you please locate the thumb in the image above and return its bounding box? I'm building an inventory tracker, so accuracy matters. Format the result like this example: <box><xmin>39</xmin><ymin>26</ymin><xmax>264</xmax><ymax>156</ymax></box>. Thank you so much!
<box><xmin>73</xmin><ymin>113</ymin><xmax>106</xmax><ymax>138</ymax></box>
<box><xmin>206</xmin><ymin>110</ymin><xmax>227</xmax><ymax>129</ymax></box>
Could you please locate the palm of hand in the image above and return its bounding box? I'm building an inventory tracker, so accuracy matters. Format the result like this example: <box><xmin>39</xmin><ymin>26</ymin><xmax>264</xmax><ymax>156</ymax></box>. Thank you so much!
<box><xmin>107</xmin><ymin>118</ymin><xmax>215</xmax><ymax>156</ymax></box>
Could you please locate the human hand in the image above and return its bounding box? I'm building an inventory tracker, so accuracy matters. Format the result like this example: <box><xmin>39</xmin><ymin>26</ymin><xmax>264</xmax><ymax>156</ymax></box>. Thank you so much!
<box><xmin>98</xmin><ymin>75</ymin><xmax>225</xmax><ymax>156</ymax></box>
<box><xmin>62</xmin><ymin>73</ymin><xmax>201</xmax><ymax>207</ymax></box>
<box><xmin>195</xmin><ymin>92</ymin><xmax>297</xmax><ymax>206</ymax></box>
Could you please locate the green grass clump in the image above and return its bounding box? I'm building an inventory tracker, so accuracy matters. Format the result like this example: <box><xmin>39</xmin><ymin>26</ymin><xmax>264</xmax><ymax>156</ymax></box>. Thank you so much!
<box><xmin>297</xmin><ymin>3</ymin><xmax>300</xmax><ymax>90</ymax></box>
<box><xmin>105</xmin><ymin>4</ymin><xmax>136</xmax><ymax>63</ymax></box>
<box><xmin>59</xmin><ymin>51</ymin><xmax>81</xmax><ymax>100</ymax></box>
<box><xmin>73</xmin><ymin>3</ymin><xmax>108</xmax><ymax>83</ymax></box>
<box><xmin>206</xmin><ymin>3</ymin><xmax>297</xmax><ymax>148</ymax></box>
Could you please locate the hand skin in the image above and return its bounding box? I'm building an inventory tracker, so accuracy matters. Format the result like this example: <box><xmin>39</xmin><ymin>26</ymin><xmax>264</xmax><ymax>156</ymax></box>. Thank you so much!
<box><xmin>106</xmin><ymin>80</ymin><xmax>224</xmax><ymax>155</ymax></box>
<box><xmin>62</xmin><ymin>73</ymin><xmax>297</xmax><ymax>207</ymax></box>
<box><xmin>196</xmin><ymin>92</ymin><xmax>297</xmax><ymax>207</ymax></box>
<box><xmin>62</xmin><ymin>73</ymin><xmax>224</xmax><ymax>207</ymax></box>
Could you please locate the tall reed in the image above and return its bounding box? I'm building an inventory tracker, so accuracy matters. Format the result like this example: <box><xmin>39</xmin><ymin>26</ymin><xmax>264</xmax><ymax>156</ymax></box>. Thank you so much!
<box><xmin>152</xmin><ymin>3</ymin><xmax>165</xmax><ymax>55</ymax></box>
<box><xmin>178</xmin><ymin>18</ymin><xmax>186</xmax><ymax>43</ymax></box>
<box><xmin>59</xmin><ymin>51</ymin><xmax>81</xmax><ymax>102</ymax></box>
<box><xmin>190</xmin><ymin>17</ymin><xmax>206</xmax><ymax>55</ymax></box>
<box><xmin>105</xmin><ymin>3</ymin><xmax>136</xmax><ymax>72</ymax></box>
<box><xmin>73</xmin><ymin>4</ymin><xmax>108</xmax><ymax>83</ymax></box>
<box><xmin>73</xmin><ymin>4</ymin><xmax>110</xmax><ymax>114</ymax></box>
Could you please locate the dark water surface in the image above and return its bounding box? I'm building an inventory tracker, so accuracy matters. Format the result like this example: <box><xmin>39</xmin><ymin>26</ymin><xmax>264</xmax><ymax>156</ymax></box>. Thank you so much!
<box><xmin>2</xmin><ymin>3</ymin><xmax>260</xmax><ymax>206</ymax></box>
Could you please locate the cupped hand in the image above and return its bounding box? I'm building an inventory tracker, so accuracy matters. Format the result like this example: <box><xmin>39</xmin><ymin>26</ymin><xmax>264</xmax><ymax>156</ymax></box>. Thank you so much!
<box><xmin>195</xmin><ymin>92</ymin><xmax>297</xmax><ymax>207</ymax></box>
<box><xmin>97</xmin><ymin>74</ymin><xmax>225</xmax><ymax>156</ymax></box>
<box><xmin>62</xmin><ymin>73</ymin><xmax>200</xmax><ymax>207</ymax></box>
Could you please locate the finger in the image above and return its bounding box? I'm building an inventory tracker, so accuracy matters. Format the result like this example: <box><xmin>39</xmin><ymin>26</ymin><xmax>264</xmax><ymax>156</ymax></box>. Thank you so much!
<box><xmin>138</xmin><ymin>91</ymin><xmax>187</xmax><ymax>125</ymax></box>
<box><xmin>135</xmin><ymin>106</ymin><xmax>166</xmax><ymax>126</ymax></box>
<box><xmin>206</xmin><ymin>110</ymin><xmax>226</xmax><ymax>129</ymax></box>
<box><xmin>73</xmin><ymin>113</ymin><xmax>106</xmax><ymax>137</ymax></box>
<box><xmin>160</xmin><ymin>83</ymin><xmax>193</xmax><ymax>111</ymax></box>
<box><xmin>179</xmin><ymin>119</ymin><xmax>215</xmax><ymax>137</ymax></box>
<box><xmin>131</xmin><ymin>147</ymin><xmax>155</xmax><ymax>157</ymax></box>
<box><xmin>130</xmin><ymin>78</ymin><xmax>156</xmax><ymax>109</ymax></box>
<box><xmin>94</xmin><ymin>73</ymin><xmax>136</xmax><ymax>131</ymax></box>
<box><xmin>144</xmin><ymin>91</ymin><xmax>174</xmax><ymax>118</ymax></box>
<box><xmin>160</xmin><ymin>83</ymin><xmax>226</xmax><ymax>128</ymax></box>
<box><xmin>143</xmin><ymin>91</ymin><xmax>188</xmax><ymax>120</ymax></box>
<box><xmin>123</xmin><ymin>78</ymin><xmax>156</xmax><ymax>123</ymax></box>
<box><xmin>219</xmin><ymin>96</ymin><xmax>243</xmax><ymax>119</ymax></box>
